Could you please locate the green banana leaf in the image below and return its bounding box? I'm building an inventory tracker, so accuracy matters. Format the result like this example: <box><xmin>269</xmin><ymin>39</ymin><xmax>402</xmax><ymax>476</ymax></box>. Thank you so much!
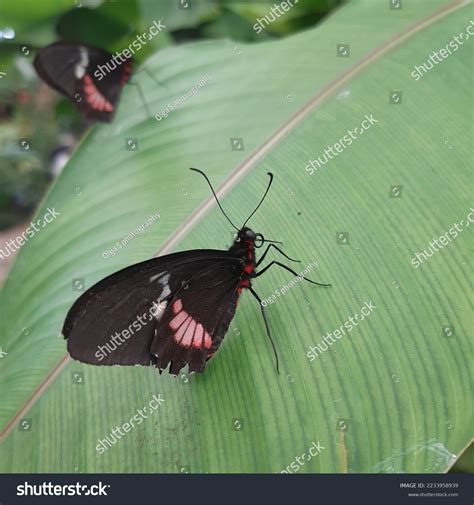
<box><xmin>0</xmin><ymin>0</ymin><xmax>472</xmax><ymax>472</ymax></box>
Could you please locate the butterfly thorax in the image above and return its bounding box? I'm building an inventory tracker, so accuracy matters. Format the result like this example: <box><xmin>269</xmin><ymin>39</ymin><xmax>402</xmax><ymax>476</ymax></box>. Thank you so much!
<box><xmin>229</xmin><ymin>227</ymin><xmax>257</xmax><ymax>293</ymax></box>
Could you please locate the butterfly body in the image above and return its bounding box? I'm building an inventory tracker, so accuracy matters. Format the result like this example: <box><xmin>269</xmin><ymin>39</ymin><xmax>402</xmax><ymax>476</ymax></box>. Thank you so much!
<box><xmin>63</xmin><ymin>169</ymin><xmax>331</xmax><ymax>376</ymax></box>
<box><xmin>230</xmin><ymin>227</ymin><xmax>257</xmax><ymax>296</ymax></box>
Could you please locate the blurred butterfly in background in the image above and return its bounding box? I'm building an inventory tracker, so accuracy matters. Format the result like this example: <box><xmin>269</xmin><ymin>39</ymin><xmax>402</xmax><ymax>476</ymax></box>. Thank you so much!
<box><xmin>33</xmin><ymin>41</ymin><xmax>132</xmax><ymax>122</ymax></box>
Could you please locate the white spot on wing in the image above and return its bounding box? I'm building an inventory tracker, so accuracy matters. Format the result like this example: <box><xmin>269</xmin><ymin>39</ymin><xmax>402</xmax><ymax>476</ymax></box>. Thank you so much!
<box><xmin>74</xmin><ymin>46</ymin><xmax>89</xmax><ymax>79</ymax></box>
<box><xmin>149</xmin><ymin>271</ymin><xmax>166</xmax><ymax>284</ymax></box>
<box><xmin>158</xmin><ymin>273</ymin><xmax>171</xmax><ymax>298</ymax></box>
<box><xmin>149</xmin><ymin>272</ymin><xmax>171</xmax><ymax>318</ymax></box>
<box><xmin>151</xmin><ymin>300</ymin><xmax>168</xmax><ymax>321</ymax></box>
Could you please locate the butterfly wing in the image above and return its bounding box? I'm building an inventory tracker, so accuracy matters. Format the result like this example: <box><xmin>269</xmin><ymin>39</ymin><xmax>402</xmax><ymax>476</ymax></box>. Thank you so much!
<box><xmin>63</xmin><ymin>250</ymin><xmax>242</xmax><ymax>374</ymax></box>
<box><xmin>34</xmin><ymin>42</ymin><xmax>86</xmax><ymax>97</ymax></box>
<box><xmin>150</xmin><ymin>260</ymin><xmax>243</xmax><ymax>374</ymax></box>
<box><xmin>33</xmin><ymin>41</ymin><xmax>131</xmax><ymax>122</ymax></box>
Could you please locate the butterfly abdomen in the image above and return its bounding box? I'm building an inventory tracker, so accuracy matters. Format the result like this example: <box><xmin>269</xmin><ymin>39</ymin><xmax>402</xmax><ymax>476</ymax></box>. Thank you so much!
<box><xmin>236</xmin><ymin>239</ymin><xmax>256</xmax><ymax>296</ymax></box>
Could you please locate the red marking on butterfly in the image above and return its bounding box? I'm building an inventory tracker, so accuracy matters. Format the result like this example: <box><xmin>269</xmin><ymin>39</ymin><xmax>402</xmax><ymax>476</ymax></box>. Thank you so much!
<box><xmin>83</xmin><ymin>75</ymin><xmax>114</xmax><ymax>112</ymax></box>
<box><xmin>170</xmin><ymin>298</ymin><xmax>212</xmax><ymax>350</ymax></box>
<box><xmin>120</xmin><ymin>60</ymin><xmax>133</xmax><ymax>84</ymax></box>
<box><xmin>172</xmin><ymin>299</ymin><xmax>183</xmax><ymax>314</ymax></box>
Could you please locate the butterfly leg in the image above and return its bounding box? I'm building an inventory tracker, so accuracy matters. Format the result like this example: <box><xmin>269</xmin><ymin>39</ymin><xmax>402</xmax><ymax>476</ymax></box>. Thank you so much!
<box><xmin>248</xmin><ymin>286</ymin><xmax>280</xmax><ymax>373</ymax></box>
<box><xmin>126</xmin><ymin>80</ymin><xmax>152</xmax><ymax>118</ymax></box>
<box><xmin>138</xmin><ymin>67</ymin><xmax>168</xmax><ymax>90</ymax></box>
<box><xmin>256</xmin><ymin>243</ymin><xmax>300</xmax><ymax>267</ymax></box>
<box><xmin>254</xmin><ymin>261</ymin><xmax>331</xmax><ymax>287</ymax></box>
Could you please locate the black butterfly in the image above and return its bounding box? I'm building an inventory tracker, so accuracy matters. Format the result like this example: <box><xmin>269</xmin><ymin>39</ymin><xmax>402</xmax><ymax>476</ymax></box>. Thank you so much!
<box><xmin>63</xmin><ymin>168</ymin><xmax>331</xmax><ymax>375</ymax></box>
<box><xmin>33</xmin><ymin>41</ymin><xmax>132</xmax><ymax>122</ymax></box>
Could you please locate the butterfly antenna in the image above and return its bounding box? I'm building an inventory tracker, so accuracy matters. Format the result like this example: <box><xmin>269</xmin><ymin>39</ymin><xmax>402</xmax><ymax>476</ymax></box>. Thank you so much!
<box><xmin>190</xmin><ymin>168</ymin><xmax>239</xmax><ymax>231</ymax></box>
<box><xmin>242</xmin><ymin>172</ymin><xmax>273</xmax><ymax>228</ymax></box>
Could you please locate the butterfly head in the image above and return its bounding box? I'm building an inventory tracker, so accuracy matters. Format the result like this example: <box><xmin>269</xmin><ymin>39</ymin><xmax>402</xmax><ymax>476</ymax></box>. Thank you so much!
<box><xmin>234</xmin><ymin>227</ymin><xmax>267</xmax><ymax>248</ymax></box>
<box><xmin>237</xmin><ymin>227</ymin><xmax>256</xmax><ymax>241</ymax></box>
